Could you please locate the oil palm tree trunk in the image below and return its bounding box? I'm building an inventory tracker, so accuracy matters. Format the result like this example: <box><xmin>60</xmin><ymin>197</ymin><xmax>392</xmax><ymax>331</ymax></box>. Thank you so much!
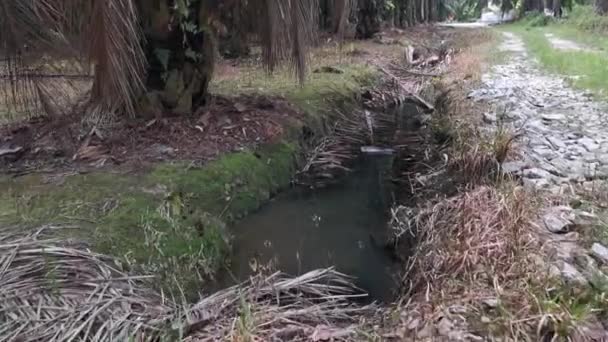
<box><xmin>137</xmin><ymin>0</ymin><xmax>215</xmax><ymax>117</ymax></box>
<box><xmin>597</xmin><ymin>0</ymin><xmax>608</xmax><ymax>14</ymax></box>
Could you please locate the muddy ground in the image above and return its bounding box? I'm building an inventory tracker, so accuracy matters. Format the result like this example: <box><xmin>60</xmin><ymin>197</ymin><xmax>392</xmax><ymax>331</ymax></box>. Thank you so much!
<box><xmin>0</xmin><ymin>94</ymin><xmax>302</xmax><ymax>172</ymax></box>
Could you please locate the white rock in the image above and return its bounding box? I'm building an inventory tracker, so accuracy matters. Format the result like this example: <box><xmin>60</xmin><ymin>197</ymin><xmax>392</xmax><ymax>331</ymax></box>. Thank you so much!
<box><xmin>482</xmin><ymin>298</ymin><xmax>500</xmax><ymax>308</ymax></box>
<box><xmin>500</xmin><ymin>161</ymin><xmax>526</xmax><ymax>174</ymax></box>
<box><xmin>482</xmin><ymin>112</ymin><xmax>497</xmax><ymax>123</ymax></box>
<box><xmin>546</xmin><ymin>136</ymin><xmax>566</xmax><ymax>150</ymax></box>
<box><xmin>579</xmin><ymin>137</ymin><xmax>600</xmax><ymax>152</ymax></box>
<box><xmin>543</xmin><ymin>207</ymin><xmax>575</xmax><ymax>233</ymax></box>
<box><xmin>561</xmin><ymin>262</ymin><xmax>588</xmax><ymax>285</ymax></box>
<box><xmin>591</xmin><ymin>243</ymin><xmax>608</xmax><ymax>264</ymax></box>
<box><xmin>523</xmin><ymin>168</ymin><xmax>553</xmax><ymax>180</ymax></box>
<box><xmin>541</xmin><ymin>113</ymin><xmax>565</xmax><ymax>121</ymax></box>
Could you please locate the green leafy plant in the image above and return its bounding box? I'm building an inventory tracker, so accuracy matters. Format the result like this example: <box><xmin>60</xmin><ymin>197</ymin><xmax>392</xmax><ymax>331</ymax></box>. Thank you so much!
<box><xmin>445</xmin><ymin>0</ymin><xmax>481</xmax><ymax>21</ymax></box>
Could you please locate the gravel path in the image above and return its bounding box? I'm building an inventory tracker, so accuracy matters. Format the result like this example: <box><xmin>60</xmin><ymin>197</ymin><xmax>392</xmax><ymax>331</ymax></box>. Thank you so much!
<box><xmin>470</xmin><ymin>31</ymin><xmax>608</xmax><ymax>195</ymax></box>
<box><xmin>545</xmin><ymin>32</ymin><xmax>597</xmax><ymax>52</ymax></box>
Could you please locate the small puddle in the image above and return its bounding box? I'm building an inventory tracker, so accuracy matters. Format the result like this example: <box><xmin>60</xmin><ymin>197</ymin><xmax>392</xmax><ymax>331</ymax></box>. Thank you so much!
<box><xmin>217</xmin><ymin>153</ymin><xmax>401</xmax><ymax>302</ymax></box>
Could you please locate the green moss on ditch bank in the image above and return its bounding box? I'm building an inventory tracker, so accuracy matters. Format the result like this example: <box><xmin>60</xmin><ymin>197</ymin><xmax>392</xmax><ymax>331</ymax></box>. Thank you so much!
<box><xmin>0</xmin><ymin>142</ymin><xmax>297</xmax><ymax>296</ymax></box>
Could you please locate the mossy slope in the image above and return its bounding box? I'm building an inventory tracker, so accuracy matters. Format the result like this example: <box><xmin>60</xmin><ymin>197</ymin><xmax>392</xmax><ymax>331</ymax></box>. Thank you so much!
<box><xmin>0</xmin><ymin>142</ymin><xmax>296</xmax><ymax>296</ymax></box>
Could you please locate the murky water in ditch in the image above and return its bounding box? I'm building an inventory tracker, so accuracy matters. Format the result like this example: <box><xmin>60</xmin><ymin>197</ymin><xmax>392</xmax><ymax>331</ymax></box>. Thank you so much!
<box><xmin>219</xmin><ymin>153</ymin><xmax>400</xmax><ymax>302</ymax></box>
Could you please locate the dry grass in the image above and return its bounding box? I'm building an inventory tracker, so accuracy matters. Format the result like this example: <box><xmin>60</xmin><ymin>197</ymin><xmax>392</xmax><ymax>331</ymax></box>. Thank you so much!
<box><xmin>446</xmin><ymin>29</ymin><xmax>503</xmax><ymax>83</ymax></box>
<box><xmin>0</xmin><ymin>225</ymin><xmax>373</xmax><ymax>341</ymax></box>
<box><xmin>0</xmin><ymin>63</ymin><xmax>92</xmax><ymax>122</ymax></box>
<box><xmin>429</xmin><ymin>29</ymin><xmax>521</xmax><ymax>186</ymax></box>
<box><xmin>401</xmin><ymin>185</ymin><xmax>537</xmax><ymax>296</ymax></box>
<box><xmin>391</xmin><ymin>185</ymin><xmax>551</xmax><ymax>340</ymax></box>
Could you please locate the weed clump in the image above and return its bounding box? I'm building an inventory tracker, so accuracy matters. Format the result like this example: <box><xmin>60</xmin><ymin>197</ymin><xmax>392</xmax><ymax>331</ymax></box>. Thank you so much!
<box><xmin>523</xmin><ymin>12</ymin><xmax>555</xmax><ymax>27</ymax></box>
<box><xmin>569</xmin><ymin>5</ymin><xmax>608</xmax><ymax>34</ymax></box>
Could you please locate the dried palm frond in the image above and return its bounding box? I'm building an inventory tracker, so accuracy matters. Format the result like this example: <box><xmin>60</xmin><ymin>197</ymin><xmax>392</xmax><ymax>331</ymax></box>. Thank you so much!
<box><xmin>183</xmin><ymin>268</ymin><xmax>374</xmax><ymax>341</ymax></box>
<box><xmin>296</xmin><ymin>105</ymin><xmax>396</xmax><ymax>187</ymax></box>
<box><xmin>0</xmin><ymin>0</ymin><xmax>145</xmax><ymax>119</ymax></box>
<box><xmin>86</xmin><ymin>0</ymin><xmax>146</xmax><ymax>116</ymax></box>
<box><xmin>0</xmin><ymin>225</ymin><xmax>171</xmax><ymax>341</ymax></box>
<box><xmin>1</xmin><ymin>225</ymin><xmax>372</xmax><ymax>341</ymax></box>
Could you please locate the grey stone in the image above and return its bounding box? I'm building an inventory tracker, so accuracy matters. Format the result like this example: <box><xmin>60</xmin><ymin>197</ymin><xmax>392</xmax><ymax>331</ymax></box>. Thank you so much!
<box><xmin>546</xmin><ymin>136</ymin><xmax>566</xmax><ymax>150</ymax></box>
<box><xmin>561</xmin><ymin>262</ymin><xmax>588</xmax><ymax>285</ymax></box>
<box><xmin>482</xmin><ymin>298</ymin><xmax>500</xmax><ymax>309</ymax></box>
<box><xmin>543</xmin><ymin>207</ymin><xmax>575</xmax><ymax>233</ymax></box>
<box><xmin>597</xmin><ymin>154</ymin><xmax>608</xmax><ymax>165</ymax></box>
<box><xmin>523</xmin><ymin>177</ymin><xmax>552</xmax><ymax>190</ymax></box>
<box><xmin>482</xmin><ymin>112</ymin><xmax>497</xmax><ymax>123</ymax></box>
<box><xmin>579</xmin><ymin>137</ymin><xmax>600</xmax><ymax>152</ymax></box>
<box><xmin>541</xmin><ymin>113</ymin><xmax>565</xmax><ymax>121</ymax></box>
<box><xmin>522</xmin><ymin>168</ymin><xmax>553</xmax><ymax>180</ymax></box>
<box><xmin>591</xmin><ymin>243</ymin><xmax>608</xmax><ymax>264</ymax></box>
<box><xmin>500</xmin><ymin>161</ymin><xmax>526</xmax><ymax>174</ymax></box>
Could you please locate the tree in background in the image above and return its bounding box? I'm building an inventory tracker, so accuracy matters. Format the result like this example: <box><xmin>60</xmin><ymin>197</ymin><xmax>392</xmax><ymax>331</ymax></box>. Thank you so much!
<box><xmin>444</xmin><ymin>0</ymin><xmax>482</xmax><ymax>21</ymax></box>
<box><xmin>521</xmin><ymin>0</ymin><xmax>544</xmax><ymax>13</ymax></box>
<box><xmin>597</xmin><ymin>0</ymin><xmax>608</xmax><ymax>13</ymax></box>
<box><xmin>0</xmin><ymin>0</ymin><xmax>318</xmax><ymax>118</ymax></box>
<box><xmin>0</xmin><ymin>0</ymin><xmax>449</xmax><ymax>120</ymax></box>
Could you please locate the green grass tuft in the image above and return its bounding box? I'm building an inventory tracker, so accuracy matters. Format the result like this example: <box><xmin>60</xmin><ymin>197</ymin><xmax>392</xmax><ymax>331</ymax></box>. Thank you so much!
<box><xmin>211</xmin><ymin>63</ymin><xmax>378</xmax><ymax>118</ymax></box>
<box><xmin>501</xmin><ymin>23</ymin><xmax>608</xmax><ymax>97</ymax></box>
<box><xmin>567</xmin><ymin>5</ymin><xmax>608</xmax><ymax>34</ymax></box>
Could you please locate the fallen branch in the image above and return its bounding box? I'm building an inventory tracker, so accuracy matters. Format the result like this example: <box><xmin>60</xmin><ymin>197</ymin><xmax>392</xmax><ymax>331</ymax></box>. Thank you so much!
<box><xmin>374</xmin><ymin>63</ymin><xmax>435</xmax><ymax>112</ymax></box>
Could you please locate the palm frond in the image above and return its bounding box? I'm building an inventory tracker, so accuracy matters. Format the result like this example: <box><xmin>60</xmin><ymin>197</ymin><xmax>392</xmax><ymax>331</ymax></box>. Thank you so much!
<box><xmin>0</xmin><ymin>0</ymin><xmax>146</xmax><ymax>119</ymax></box>
<box><xmin>87</xmin><ymin>0</ymin><xmax>146</xmax><ymax>117</ymax></box>
<box><xmin>254</xmin><ymin>0</ymin><xmax>318</xmax><ymax>83</ymax></box>
<box><xmin>1</xmin><ymin>225</ymin><xmax>372</xmax><ymax>341</ymax></box>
